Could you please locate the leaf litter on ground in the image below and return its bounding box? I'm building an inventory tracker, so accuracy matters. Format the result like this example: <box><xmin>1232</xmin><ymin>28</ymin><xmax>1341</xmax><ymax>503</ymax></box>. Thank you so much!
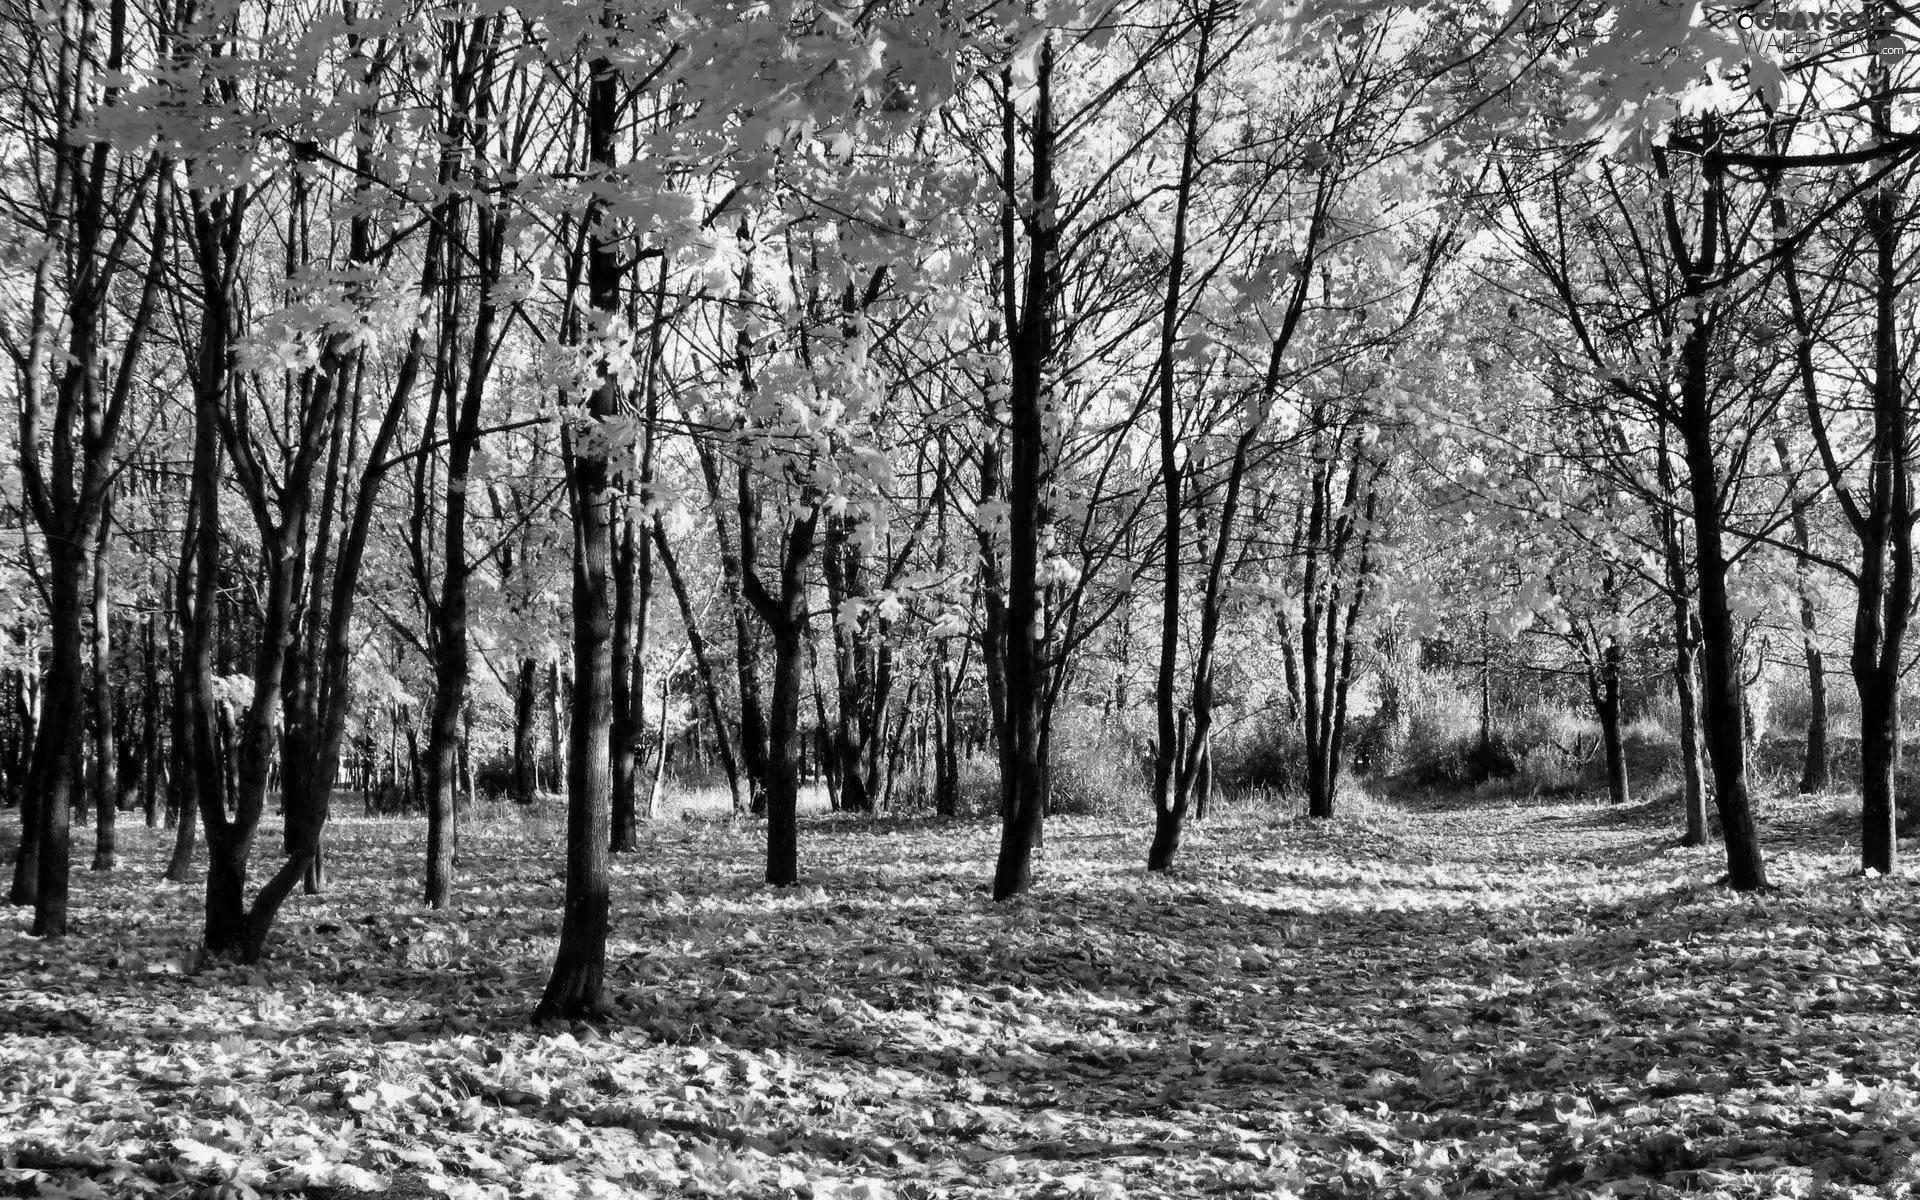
<box><xmin>4</xmin><ymin>789</ymin><xmax>1920</xmax><ymax>1199</ymax></box>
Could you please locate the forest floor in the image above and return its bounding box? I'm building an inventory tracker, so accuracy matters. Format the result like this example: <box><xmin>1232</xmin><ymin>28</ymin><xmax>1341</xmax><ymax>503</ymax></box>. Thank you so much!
<box><xmin>5</xmin><ymin>785</ymin><xmax>1920</xmax><ymax>1199</ymax></box>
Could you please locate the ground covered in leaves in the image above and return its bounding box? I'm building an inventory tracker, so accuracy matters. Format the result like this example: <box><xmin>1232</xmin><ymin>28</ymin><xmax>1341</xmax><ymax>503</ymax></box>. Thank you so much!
<box><xmin>5</xmin><ymin>788</ymin><xmax>1920</xmax><ymax>1199</ymax></box>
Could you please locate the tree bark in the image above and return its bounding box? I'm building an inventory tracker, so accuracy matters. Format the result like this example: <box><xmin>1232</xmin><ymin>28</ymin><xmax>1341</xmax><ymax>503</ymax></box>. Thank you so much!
<box><xmin>89</xmin><ymin>492</ymin><xmax>116</xmax><ymax>871</ymax></box>
<box><xmin>30</xmin><ymin>538</ymin><xmax>86</xmax><ymax>935</ymax></box>
<box><xmin>514</xmin><ymin>658</ymin><xmax>538</xmax><ymax>803</ymax></box>
<box><xmin>1148</xmin><ymin>14</ymin><xmax>1210</xmax><ymax>872</ymax></box>
<box><xmin>534</xmin><ymin>36</ymin><xmax>619</xmax><ymax>1023</ymax></box>
<box><xmin>1851</xmin><ymin>163</ymin><xmax>1909</xmax><ymax>875</ymax></box>
<box><xmin>992</xmin><ymin>41</ymin><xmax>1055</xmax><ymax>901</ymax></box>
<box><xmin>1658</xmin><ymin>140</ymin><xmax>1767</xmax><ymax>890</ymax></box>
<box><xmin>140</xmin><ymin>592</ymin><xmax>161</xmax><ymax>828</ymax></box>
<box><xmin>420</xmin><ymin>33</ymin><xmax>504</xmax><ymax>903</ymax></box>
<box><xmin>743</xmin><ymin>507</ymin><xmax>820</xmax><ymax>886</ymax></box>
<box><xmin>10</xmin><ymin>660</ymin><xmax>40</xmax><ymax>906</ymax></box>
<box><xmin>1588</xmin><ymin>640</ymin><xmax>1630</xmax><ymax>807</ymax></box>
<box><xmin>652</xmin><ymin>515</ymin><xmax>747</xmax><ymax>810</ymax></box>
<box><xmin>610</xmin><ymin>511</ymin><xmax>642</xmax><ymax>853</ymax></box>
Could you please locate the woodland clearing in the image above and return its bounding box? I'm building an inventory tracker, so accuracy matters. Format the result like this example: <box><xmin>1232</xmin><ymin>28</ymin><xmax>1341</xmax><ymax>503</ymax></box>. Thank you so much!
<box><xmin>5</xmin><ymin>790</ymin><xmax>1919</xmax><ymax>1200</ymax></box>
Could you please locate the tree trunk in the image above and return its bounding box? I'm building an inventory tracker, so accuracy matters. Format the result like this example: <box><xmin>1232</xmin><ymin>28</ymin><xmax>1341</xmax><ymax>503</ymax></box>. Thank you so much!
<box><xmin>765</xmin><ymin>608</ymin><xmax>807</xmax><ymax>884</ymax></box>
<box><xmin>1589</xmin><ymin>641</ymin><xmax>1630</xmax><ymax>807</ymax></box>
<box><xmin>30</xmin><ymin>539</ymin><xmax>87</xmax><ymax>935</ymax></box>
<box><xmin>424</xmin><ymin>68</ymin><xmax>504</xmax><ymax>904</ymax></box>
<box><xmin>534</xmin><ymin>38</ymin><xmax>618</xmax><ymax>1023</ymax></box>
<box><xmin>1148</xmin><ymin>14</ymin><xmax>1210</xmax><ymax>873</ymax></box>
<box><xmin>546</xmin><ymin>658</ymin><xmax>565</xmax><ymax>795</ymax></box>
<box><xmin>140</xmin><ymin>600</ymin><xmax>161</xmax><ymax>828</ymax></box>
<box><xmin>1674</xmin><ymin>620</ymin><xmax>1710</xmax><ymax>846</ymax></box>
<box><xmin>744</xmin><ymin>508</ymin><xmax>820</xmax><ymax>887</ymax></box>
<box><xmin>515</xmin><ymin>658</ymin><xmax>538</xmax><ymax>803</ymax></box>
<box><xmin>1774</xmin><ymin>435</ymin><xmax>1831</xmax><ymax>793</ymax></box>
<box><xmin>992</xmin><ymin>42</ymin><xmax>1055</xmax><ymax>901</ymax></box>
<box><xmin>652</xmin><ymin>515</ymin><xmax>748</xmax><ymax>810</ymax></box>
<box><xmin>90</xmin><ymin>494</ymin><xmax>116</xmax><ymax>871</ymax></box>
<box><xmin>164</xmin><ymin>498</ymin><xmax>199</xmax><ymax>883</ymax></box>
<box><xmin>1661</xmin><ymin>141</ymin><xmax>1767</xmax><ymax>891</ymax></box>
<box><xmin>933</xmin><ymin>655</ymin><xmax>960</xmax><ymax>818</ymax></box>
<box><xmin>1852</xmin><ymin>161</ymin><xmax>1910</xmax><ymax>876</ymax></box>
<box><xmin>1798</xmin><ymin>620</ymin><xmax>1831</xmax><ymax>795</ymax></box>
<box><xmin>1682</xmin><ymin>406</ymin><xmax>1766</xmax><ymax>889</ymax></box>
<box><xmin>610</xmin><ymin>512</ymin><xmax>644</xmax><ymax>853</ymax></box>
<box><xmin>698</xmin><ymin>446</ymin><xmax>769</xmax><ymax>813</ymax></box>
<box><xmin>9</xmin><ymin>660</ymin><xmax>40</xmax><ymax>905</ymax></box>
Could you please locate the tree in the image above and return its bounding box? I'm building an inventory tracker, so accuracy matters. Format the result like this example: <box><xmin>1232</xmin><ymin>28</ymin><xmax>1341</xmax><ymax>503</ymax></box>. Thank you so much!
<box><xmin>3</xmin><ymin>0</ymin><xmax>166</xmax><ymax>933</ymax></box>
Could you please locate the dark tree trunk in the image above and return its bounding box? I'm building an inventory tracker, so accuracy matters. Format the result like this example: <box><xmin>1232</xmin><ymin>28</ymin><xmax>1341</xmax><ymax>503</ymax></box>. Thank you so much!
<box><xmin>933</xmin><ymin>655</ymin><xmax>961</xmax><ymax>818</ymax></box>
<box><xmin>1589</xmin><ymin>641</ymin><xmax>1630</xmax><ymax>807</ymax></box>
<box><xmin>546</xmin><ymin>658</ymin><xmax>565</xmax><ymax>795</ymax></box>
<box><xmin>164</xmin><ymin>497</ymin><xmax>199</xmax><ymax>883</ymax></box>
<box><xmin>1681</xmin><ymin>392</ymin><xmax>1766</xmax><ymax>889</ymax></box>
<box><xmin>1675</xmin><ymin>621</ymin><xmax>1710</xmax><ymax>846</ymax></box>
<box><xmin>30</xmin><ymin>538</ymin><xmax>87</xmax><ymax>935</ymax></box>
<box><xmin>744</xmin><ymin>509</ymin><xmax>820</xmax><ymax>887</ymax></box>
<box><xmin>140</xmin><ymin>598</ymin><xmax>161</xmax><ymax>828</ymax></box>
<box><xmin>514</xmin><ymin>658</ymin><xmax>538</xmax><ymax>803</ymax></box>
<box><xmin>1658</xmin><ymin>140</ymin><xmax>1767</xmax><ymax>891</ymax></box>
<box><xmin>992</xmin><ymin>42</ymin><xmax>1055</xmax><ymax>901</ymax></box>
<box><xmin>534</xmin><ymin>40</ymin><xmax>618</xmax><ymax>1023</ymax></box>
<box><xmin>698</xmin><ymin>446</ymin><xmax>769</xmax><ymax>813</ymax></box>
<box><xmin>9</xmin><ymin>662</ymin><xmax>40</xmax><ymax>905</ymax></box>
<box><xmin>765</xmin><ymin>609</ymin><xmax>807</xmax><ymax>884</ymax></box>
<box><xmin>1772</xmin><ymin>435</ymin><xmax>1832</xmax><ymax>794</ymax></box>
<box><xmin>1147</xmin><ymin>13</ymin><xmax>1212</xmax><ymax>873</ymax></box>
<box><xmin>823</xmin><ymin>512</ymin><xmax>892</xmax><ymax>816</ymax></box>
<box><xmin>1851</xmin><ymin>163</ymin><xmax>1910</xmax><ymax>876</ymax></box>
<box><xmin>1798</xmin><ymin>621</ymin><xmax>1831</xmax><ymax>795</ymax></box>
<box><xmin>610</xmin><ymin>508</ymin><xmax>649</xmax><ymax>853</ymax></box>
<box><xmin>424</xmin><ymin>45</ymin><xmax>504</xmax><ymax>904</ymax></box>
<box><xmin>90</xmin><ymin>494</ymin><xmax>116</xmax><ymax>871</ymax></box>
<box><xmin>425</xmin><ymin>615</ymin><xmax>460</xmax><ymax>910</ymax></box>
<box><xmin>15</xmin><ymin>0</ymin><xmax>162</xmax><ymax>932</ymax></box>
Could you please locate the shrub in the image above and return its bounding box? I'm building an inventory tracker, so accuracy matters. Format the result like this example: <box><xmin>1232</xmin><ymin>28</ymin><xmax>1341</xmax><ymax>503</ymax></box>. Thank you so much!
<box><xmin>473</xmin><ymin>757</ymin><xmax>519</xmax><ymax>798</ymax></box>
<box><xmin>1516</xmin><ymin>746</ymin><xmax>1583</xmax><ymax>796</ymax></box>
<box><xmin>1215</xmin><ymin>723</ymin><xmax>1309</xmax><ymax>797</ymax></box>
<box><xmin>1404</xmin><ymin>738</ymin><xmax>1518</xmax><ymax>788</ymax></box>
<box><xmin>1049</xmin><ymin>758</ymin><xmax>1139</xmax><ymax>816</ymax></box>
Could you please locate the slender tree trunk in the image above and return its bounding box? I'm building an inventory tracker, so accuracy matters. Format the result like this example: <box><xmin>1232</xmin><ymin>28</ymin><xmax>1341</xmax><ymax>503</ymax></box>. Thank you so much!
<box><xmin>1853</xmin><ymin>163</ymin><xmax>1910</xmax><ymax>876</ymax></box>
<box><xmin>424</xmin><ymin>42</ymin><xmax>503</xmax><ymax>903</ymax></box>
<box><xmin>141</xmin><ymin>602</ymin><xmax>161</xmax><ymax>827</ymax></box>
<box><xmin>546</xmin><ymin>658</ymin><xmax>565</xmax><ymax>795</ymax></box>
<box><xmin>992</xmin><ymin>42</ymin><xmax>1055</xmax><ymax>901</ymax></box>
<box><xmin>1772</xmin><ymin>435</ymin><xmax>1832</xmax><ymax>793</ymax></box>
<box><xmin>1674</xmin><ymin>619</ymin><xmax>1709</xmax><ymax>845</ymax></box>
<box><xmin>610</xmin><ymin>510</ymin><xmax>646</xmax><ymax>852</ymax></box>
<box><xmin>744</xmin><ymin>508</ymin><xmax>820</xmax><ymax>886</ymax></box>
<box><xmin>535</xmin><ymin>36</ymin><xmax>619</xmax><ymax>1022</ymax></box>
<box><xmin>164</xmin><ymin>497</ymin><xmax>199</xmax><ymax>882</ymax></box>
<box><xmin>90</xmin><ymin>494</ymin><xmax>116</xmax><ymax>871</ymax></box>
<box><xmin>1682</xmin><ymin>408</ymin><xmax>1766</xmax><ymax>888</ymax></box>
<box><xmin>933</xmin><ymin>654</ymin><xmax>960</xmax><ymax>818</ymax></box>
<box><xmin>698</xmin><ymin>447</ymin><xmax>769</xmax><ymax>813</ymax></box>
<box><xmin>514</xmin><ymin>658</ymin><xmax>538</xmax><ymax>803</ymax></box>
<box><xmin>1660</xmin><ymin>141</ymin><xmax>1767</xmax><ymax>890</ymax></box>
<box><xmin>652</xmin><ymin>515</ymin><xmax>747</xmax><ymax>810</ymax></box>
<box><xmin>1148</xmin><ymin>15</ymin><xmax>1210</xmax><ymax>872</ymax></box>
<box><xmin>1589</xmin><ymin>641</ymin><xmax>1630</xmax><ymax>807</ymax></box>
<box><xmin>10</xmin><ymin>659</ymin><xmax>40</xmax><ymax>905</ymax></box>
